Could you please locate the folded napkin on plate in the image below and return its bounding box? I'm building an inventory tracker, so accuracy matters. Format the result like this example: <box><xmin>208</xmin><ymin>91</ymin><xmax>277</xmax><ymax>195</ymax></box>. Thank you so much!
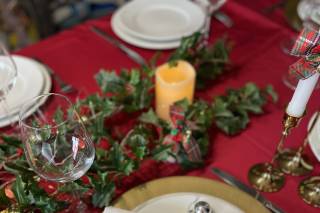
<box><xmin>103</xmin><ymin>207</ymin><xmax>133</xmax><ymax>213</ymax></box>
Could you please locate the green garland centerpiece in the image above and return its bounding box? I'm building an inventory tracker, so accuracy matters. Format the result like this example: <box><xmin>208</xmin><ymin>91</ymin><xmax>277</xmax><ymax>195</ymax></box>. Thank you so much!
<box><xmin>0</xmin><ymin>33</ymin><xmax>277</xmax><ymax>212</ymax></box>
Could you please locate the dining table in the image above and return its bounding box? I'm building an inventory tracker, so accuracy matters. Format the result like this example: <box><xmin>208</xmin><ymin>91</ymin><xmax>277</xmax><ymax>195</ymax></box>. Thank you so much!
<box><xmin>10</xmin><ymin>0</ymin><xmax>320</xmax><ymax>212</ymax></box>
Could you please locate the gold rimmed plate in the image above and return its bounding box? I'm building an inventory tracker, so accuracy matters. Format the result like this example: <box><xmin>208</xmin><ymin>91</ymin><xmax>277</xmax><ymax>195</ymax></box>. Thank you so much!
<box><xmin>112</xmin><ymin>176</ymin><xmax>270</xmax><ymax>213</ymax></box>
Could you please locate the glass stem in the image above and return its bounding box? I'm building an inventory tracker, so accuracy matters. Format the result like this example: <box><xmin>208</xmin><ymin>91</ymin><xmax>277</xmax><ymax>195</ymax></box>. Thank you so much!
<box><xmin>0</xmin><ymin>96</ymin><xmax>17</xmax><ymax>129</ymax></box>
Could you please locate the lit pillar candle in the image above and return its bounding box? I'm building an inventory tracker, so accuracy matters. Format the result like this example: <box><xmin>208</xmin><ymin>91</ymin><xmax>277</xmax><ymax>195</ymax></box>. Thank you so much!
<box><xmin>286</xmin><ymin>72</ymin><xmax>320</xmax><ymax>117</ymax></box>
<box><xmin>155</xmin><ymin>60</ymin><xmax>196</xmax><ymax>121</ymax></box>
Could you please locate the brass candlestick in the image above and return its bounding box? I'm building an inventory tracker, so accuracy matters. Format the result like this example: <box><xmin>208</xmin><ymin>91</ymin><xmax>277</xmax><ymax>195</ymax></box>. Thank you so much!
<box><xmin>299</xmin><ymin>176</ymin><xmax>320</xmax><ymax>208</ymax></box>
<box><xmin>298</xmin><ymin>111</ymin><xmax>320</xmax><ymax>208</ymax></box>
<box><xmin>248</xmin><ymin>112</ymin><xmax>302</xmax><ymax>192</ymax></box>
<box><xmin>274</xmin><ymin>112</ymin><xmax>319</xmax><ymax>176</ymax></box>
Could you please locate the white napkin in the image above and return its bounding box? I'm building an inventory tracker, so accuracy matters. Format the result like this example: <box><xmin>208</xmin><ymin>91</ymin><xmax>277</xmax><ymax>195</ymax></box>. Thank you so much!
<box><xmin>103</xmin><ymin>207</ymin><xmax>133</xmax><ymax>213</ymax></box>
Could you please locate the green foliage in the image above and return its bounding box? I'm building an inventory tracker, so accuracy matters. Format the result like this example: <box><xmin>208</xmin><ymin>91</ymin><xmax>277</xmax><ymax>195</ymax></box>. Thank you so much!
<box><xmin>95</xmin><ymin>68</ymin><xmax>154</xmax><ymax>113</ymax></box>
<box><xmin>212</xmin><ymin>83</ymin><xmax>278</xmax><ymax>135</ymax></box>
<box><xmin>170</xmin><ymin>33</ymin><xmax>232</xmax><ymax>88</ymax></box>
<box><xmin>89</xmin><ymin>172</ymin><xmax>115</xmax><ymax>208</ymax></box>
<box><xmin>12</xmin><ymin>175</ymin><xmax>67</xmax><ymax>213</ymax></box>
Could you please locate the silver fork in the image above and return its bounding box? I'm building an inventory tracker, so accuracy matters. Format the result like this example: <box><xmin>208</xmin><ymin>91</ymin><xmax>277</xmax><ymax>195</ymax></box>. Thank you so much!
<box><xmin>33</xmin><ymin>57</ymin><xmax>77</xmax><ymax>94</ymax></box>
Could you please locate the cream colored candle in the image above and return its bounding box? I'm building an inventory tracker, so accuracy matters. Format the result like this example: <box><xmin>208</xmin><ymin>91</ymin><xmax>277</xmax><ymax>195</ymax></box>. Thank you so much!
<box><xmin>155</xmin><ymin>60</ymin><xmax>196</xmax><ymax>121</ymax></box>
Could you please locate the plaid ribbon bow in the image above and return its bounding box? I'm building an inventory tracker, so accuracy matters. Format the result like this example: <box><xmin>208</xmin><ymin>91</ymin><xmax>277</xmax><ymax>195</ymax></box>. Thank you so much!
<box><xmin>289</xmin><ymin>27</ymin><xmax>320</xmax><ymax>79</ymax></box>
<box><xmin>162</xmin><ymin>105</ymin><xmax>202</xmax><ymax>162</ymax></box>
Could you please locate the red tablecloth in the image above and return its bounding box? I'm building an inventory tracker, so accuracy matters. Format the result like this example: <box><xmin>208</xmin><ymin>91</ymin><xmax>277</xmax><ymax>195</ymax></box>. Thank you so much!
<box><xmin>14</xmin><ymin>0</ymin><xmax>320</xmax><ymax>212</ymax></box>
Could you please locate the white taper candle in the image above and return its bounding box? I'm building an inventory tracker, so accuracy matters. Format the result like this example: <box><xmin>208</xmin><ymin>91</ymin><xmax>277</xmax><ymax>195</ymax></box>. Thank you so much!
<box><xmin>286</xmin><ymin>72</ymin><xmax>320</xmax><ymax>117</ymax></box>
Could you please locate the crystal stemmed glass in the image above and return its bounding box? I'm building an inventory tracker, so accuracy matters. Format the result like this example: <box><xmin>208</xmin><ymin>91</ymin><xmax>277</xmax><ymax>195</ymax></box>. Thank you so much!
<box><xmin>19</xmin><ymin>93</ymin><xmax>95</xmax><ymax>211</ymax></box>
<box><xmin>0</xmin><ymin>42</ymin><xmax>17</xmax><ymax>120</ymax></box>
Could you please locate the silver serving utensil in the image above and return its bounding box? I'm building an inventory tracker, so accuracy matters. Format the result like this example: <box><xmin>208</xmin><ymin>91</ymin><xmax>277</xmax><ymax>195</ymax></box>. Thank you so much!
<box><xmin>189</xmin><ymin>200</ymin><xmax>215</xmax><ymax>213</ymax></box>
<box><xmin>211</xmin><ymin>168</ymin><xmax>285</xmax><ymax>213</ymax></box>
<box><xmin>90</xmin><ymin>26</ymin><xmax>146</xmax><ymax>67</ymax></box>
<box><xmin>213</xmin><ymin>11</ymin><xmax>233</xmax><ymax>28</ymax></box>
<box><xmin>32</xmin><ymin>57</ymin><xmax>77</xmax><ymax>94</ymax></box>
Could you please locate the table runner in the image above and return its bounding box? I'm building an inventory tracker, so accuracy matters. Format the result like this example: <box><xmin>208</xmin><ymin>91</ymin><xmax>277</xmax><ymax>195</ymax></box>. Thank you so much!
<box><xmin>12</xmin><ymin>0</ymin><xmax>320</xmax><ymax>212</ymax></box>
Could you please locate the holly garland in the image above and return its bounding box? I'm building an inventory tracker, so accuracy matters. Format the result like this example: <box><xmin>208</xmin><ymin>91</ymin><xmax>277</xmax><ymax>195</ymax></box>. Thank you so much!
<box><xmin>0</xmin><ymin>33</ymin><xmax>277</xmax><ymax>212</ymax></box>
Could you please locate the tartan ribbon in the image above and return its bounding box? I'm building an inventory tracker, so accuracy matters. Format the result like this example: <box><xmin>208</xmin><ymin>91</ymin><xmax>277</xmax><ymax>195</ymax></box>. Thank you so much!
<box><xmin>289</xmin><ymin>27</ymin><xmax>320</xmax><ymax>79</ymax></box>
<box><xmin>162</xmin><ymin>105</ymin><xmax>202</xmax><ymax>162</ymax></box>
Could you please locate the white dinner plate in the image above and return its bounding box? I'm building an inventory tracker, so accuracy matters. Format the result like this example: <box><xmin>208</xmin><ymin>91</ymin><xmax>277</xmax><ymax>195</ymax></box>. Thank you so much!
<box><xmin>111</xmin><ymin>10</ymin><xmax>181</xmax><ymax>50</ymax></box>
<box><xmin>308</xmin><ymin>112</ymin><xmax>320</xmax><ymax>162</ymax></box>
<box><xmin>133</xmin><ymin>192</ymin><xmax>244</xmax><ymax>213</ymax></box>
<box><xmin>0</xmin><ymin>55</ymin><xmax>52</xmax><ymax>127</ymax></box>
<box><xmin>117</xmin><ymin>0</ymin><xmax>205</xmax><ymax>42</ymax></box>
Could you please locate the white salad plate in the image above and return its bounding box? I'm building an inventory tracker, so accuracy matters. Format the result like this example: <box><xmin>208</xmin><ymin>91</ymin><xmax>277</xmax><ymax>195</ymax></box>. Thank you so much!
<box><xmin>0</xmin><ymin>55</ymin><xmax>52</xmax><ymax>127</ymax></box>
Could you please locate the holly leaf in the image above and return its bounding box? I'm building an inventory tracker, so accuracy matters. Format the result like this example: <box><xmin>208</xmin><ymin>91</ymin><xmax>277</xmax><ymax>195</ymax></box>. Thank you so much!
<box><xmin>212</xmin><ymin>83</ymin><xmax>278</xmax><ymax>135</ymax></box>
<box><xmin>89</xmin><ymin>172</ymin><xmax>116</xmax><ymax>208</ymax></box>
<box><xmin>152</xmin><ymin>144</ymin><xmax>173</xmax><ymax>161</ymax></box>
<box><xmin>265</xmin><ymin>85</ymin><xmax>278</xmax><ymax>103</ymax></box>
<box><xmin>139</xmin><ymin>109</ymin><xmax>160</xmax><ymax>126</ymax></box>
<box><xmin>95</xmin><ymin>70</ymin><xmax>125</xmax><ymax>94</ymax></box>
<box><xmin>12</xmin><ymin>175</ymin><xmax>29</xmax><ymax>208</ymax></box>
<box><xmin>169</xmin><ymin>33</ymin><xmax>231</xmax><ymax>88</ymax></box>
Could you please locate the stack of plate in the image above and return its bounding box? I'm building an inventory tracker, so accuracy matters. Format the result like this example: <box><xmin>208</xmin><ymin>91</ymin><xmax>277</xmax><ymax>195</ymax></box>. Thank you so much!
<box><xmin>0</xmin><ymin>55</ymin><xmax>52</xmax><ymax>128</ymax></box>
<box><xmin>111</xmin><ymin>0</ymin><xmax>206</xmax><ymax>50</ymax></box>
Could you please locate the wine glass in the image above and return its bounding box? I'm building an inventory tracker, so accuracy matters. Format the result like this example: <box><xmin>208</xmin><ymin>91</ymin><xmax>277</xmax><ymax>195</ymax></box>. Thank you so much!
<box><xmin>19</xmin><ymin>93</ymin><xmax>95</xmax><ymax>210</ymax></box>
<box><xmin>0</xmin><ymin>42</ymin><xmax>17</xmax><ymax>118</ymax></box>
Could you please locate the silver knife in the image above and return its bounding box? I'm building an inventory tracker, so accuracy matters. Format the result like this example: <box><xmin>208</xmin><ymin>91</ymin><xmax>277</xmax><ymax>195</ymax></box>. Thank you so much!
<box><xmin>211</xmin><ymin>168</ymin><xmax>284</xmax><ymax>213</ymax></box>
<box><xmin>90</xmin><ymin>26</ymin><xmax>146</xmax><ymax>66</ymax></box>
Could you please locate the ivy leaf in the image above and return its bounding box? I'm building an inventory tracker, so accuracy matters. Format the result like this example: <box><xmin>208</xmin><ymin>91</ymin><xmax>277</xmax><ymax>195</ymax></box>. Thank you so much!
<box><xmin>28</xmin><ymin>178</ymin><xmax>68</xmax><ymax>213</ymax></box>
<box><xmin>169</xmin><ymin>33</ymin><xmax>231</xmax><ymax>88</ymax></box>
<box><xmin>95</xmin><ymin>70</ymin><xmax>125</xmax><ymax>94</ymax></box>
<box><xmin>265</xmin><ymin>85</ymin><xmax>278</xmax><ymax>103</ymax></box>
<box><xmin>4</xmin><ymin>159</ymin><xmax>34</xmax><ymax>177</ymax></box>
<box><xmin>169</xmin><ymin>32</ymin><xmax>202</xmax><ymax>62</ymax></box>
<box><xmin>212</xmin><ymin>83</ymin><xmax>278</xmax><ymax>135</ymax></box>
<box><xmin>129</xmin><ymin>69</ymin><xmax>140</xmax><ymax>85</ymax></box>
<box><xmin>89</xmin><ymin>172</ymin><xmax>116</xmax><ymax>208</ymax></box>
<box><xmin>152</xmin><ymin>144</ymin><xmax>173</xmax><ymax>161</ymax></box>
<box><xmin>139</xmin><ymin>109</ymin><xmax>160</xmax><ymax>126</ymax></box>
<box><xmin>108</xmin><ymin>142</ymin><xmax>136</xmax><ymax>175</ymax></box>
<box><xmin>12</xmin><ymin>175</ymin><xmax>29</xmax><ymax>208</ymax></box>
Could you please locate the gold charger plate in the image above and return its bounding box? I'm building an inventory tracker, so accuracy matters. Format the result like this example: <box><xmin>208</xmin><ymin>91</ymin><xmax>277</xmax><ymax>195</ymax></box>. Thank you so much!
<box><xmin>113</xmin><ymin>176</ymin><xmax>270</xmax><ymax>213</ymax></box>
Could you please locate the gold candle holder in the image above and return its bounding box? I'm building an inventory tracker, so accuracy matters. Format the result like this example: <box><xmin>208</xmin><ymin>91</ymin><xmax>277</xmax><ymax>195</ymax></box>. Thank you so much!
<box><xmin>274</xmin><ymin>112</ymin><xmax>318</xmax><ymax>176</ymax></box>
<box><xmin>298</xmin><ymin>111</ymin><xmax>320</xmax><ymax>208</ymax></box>
<box><xmin>248</xmin><ymin>112</ymin><xmax>302</xmax><ymax>192</ymax></box>
<box><xmin>299</xmin><ymin>176</ymin><xmax>320</xmax><ymax>208</ymax></box>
